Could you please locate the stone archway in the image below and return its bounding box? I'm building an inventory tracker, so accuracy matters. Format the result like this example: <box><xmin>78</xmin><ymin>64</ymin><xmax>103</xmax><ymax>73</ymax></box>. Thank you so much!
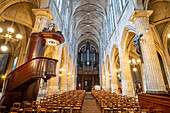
<box><xmin>119</xmin><ymin>26</ymin><xmax>137</xmax><ymax>96</ymax></box>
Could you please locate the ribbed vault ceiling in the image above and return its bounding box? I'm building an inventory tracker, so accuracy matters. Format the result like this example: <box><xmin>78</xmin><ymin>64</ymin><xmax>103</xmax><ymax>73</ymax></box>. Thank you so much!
<box><xmin>72</xmin><ymin>0</ymin><xmax>106</xmax><ymax>46</ymax></box>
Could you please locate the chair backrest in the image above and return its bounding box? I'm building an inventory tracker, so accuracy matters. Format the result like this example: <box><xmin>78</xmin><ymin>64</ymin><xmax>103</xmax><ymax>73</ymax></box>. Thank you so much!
<box><xmin>32</xmin><ymin>101</ymin><xmax>39</xmax><ymax>108</ymax></box>
<box><xmin>140</xmin><ymin>109</ymin><xmax>150</xmax><ymax>113</ymax></box>
<box><xmin>24</xmin><ymin>103</ymin><xmax>32</xmax><ymax>108</ymax></box>
<box><xmin>10</xmin><ymin>107</ymin><xmax>19</xmax><ymax>113</ymax></box>
<box><xmin>22</xmin><ymin>101</ymin><xmax>29</xmax><ymax>108</ymax></box>
<box><xmin>63</xmin><ymin>107</ymin><xmax>71</xmax><ymax>113</ymax></box>
<box><xmin>23</xmin><ymin>108</ymin><xmax>32</xmax><ymax>113</ymax></box>
<box><xmin>0</xmin><ymin>106</ymin><xmax>6</xmax><ymax>113</ymax></box>
<box><xmin>37</xmin><ymin>108</ymin><xmax>47</xmax><ymax>113</ymax></box>
<box><xmin>13</xmin><ymin>102</ymin><xmax>21</xmax><ymax>108</ymax></box>
<box><xmin>45</xmin><ymin>104</ymin><xmax>53</xmax><ymax>111</ymax></box>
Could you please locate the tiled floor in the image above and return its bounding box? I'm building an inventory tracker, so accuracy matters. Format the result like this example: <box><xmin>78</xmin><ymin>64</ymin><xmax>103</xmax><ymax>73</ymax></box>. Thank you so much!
<box><xmin>82</xmin><ymin>92</ymin><xmax>101</xmax><ymax>113</ymax></box>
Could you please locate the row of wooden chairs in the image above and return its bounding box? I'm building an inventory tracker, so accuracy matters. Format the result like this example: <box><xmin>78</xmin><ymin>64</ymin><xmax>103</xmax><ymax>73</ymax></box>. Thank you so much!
<box><xmin>91</xmin><ymin>90</ymin><xmax>162</xmax><ymax>113</ymax></box>
<box><xmin>4</xmin><ymin>90</ymin><xmax>86</xmax><ymax>113</ymax></box>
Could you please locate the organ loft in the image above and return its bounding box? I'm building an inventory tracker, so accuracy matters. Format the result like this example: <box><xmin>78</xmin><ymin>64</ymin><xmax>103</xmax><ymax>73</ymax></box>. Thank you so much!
<box><xmin>0</xmin><ymin>0</ymin><xmax>169</xmax><ymax>112</ymax></box>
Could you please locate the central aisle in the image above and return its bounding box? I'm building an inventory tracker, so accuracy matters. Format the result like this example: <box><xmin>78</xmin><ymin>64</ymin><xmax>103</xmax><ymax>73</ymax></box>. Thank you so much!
<box><xmin>82</xmin><ymin>92</ymin><xmax>101</xmax><ymax>113</ymax></box>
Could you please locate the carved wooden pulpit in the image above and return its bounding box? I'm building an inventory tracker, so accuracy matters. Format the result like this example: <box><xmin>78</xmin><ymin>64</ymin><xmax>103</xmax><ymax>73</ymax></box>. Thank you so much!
<box><xmin>0</xmin><ymin>28</ymin><xmax>64</xmax><ymax>110</ymax></box>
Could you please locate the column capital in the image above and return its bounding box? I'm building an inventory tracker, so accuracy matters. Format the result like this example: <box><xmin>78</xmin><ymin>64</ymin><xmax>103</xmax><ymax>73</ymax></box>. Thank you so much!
<box><xmin>129</xmin><ymin>10</ymin><xmax>153</xmax><ymax>22</ymax></box>
<box><xmin>32</xmin><ymin>8</ymin><xmax>54</xmax><ymax>21</ymax></box>
<box><xmin>0</xmin><ymin>16</ymin><xmax>5</xmax><ymax>22</ymax></box>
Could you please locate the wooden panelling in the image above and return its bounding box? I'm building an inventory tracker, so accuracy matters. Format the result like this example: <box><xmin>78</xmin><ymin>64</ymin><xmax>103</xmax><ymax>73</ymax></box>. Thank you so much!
<box><xmin>138</xmin><ymin>93</ymin><xmax>170</xmax><ymax>113</ymax></box>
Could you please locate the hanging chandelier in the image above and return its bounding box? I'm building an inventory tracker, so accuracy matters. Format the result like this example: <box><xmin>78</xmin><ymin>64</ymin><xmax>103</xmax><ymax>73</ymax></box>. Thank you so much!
<box><xmin>128</xmin><ymin>58</ymin><xmax>141</xmax><ymax>72</ymax></box>
<box><xmin>0</xmin><ymin>0</ymin><xmax>22</xmax><ymax>51</ymax></box>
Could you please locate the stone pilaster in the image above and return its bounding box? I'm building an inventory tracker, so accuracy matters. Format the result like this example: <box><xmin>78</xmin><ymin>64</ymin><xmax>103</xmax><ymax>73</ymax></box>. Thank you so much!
<box><xmin>111</xmin><ymin>61</ymin><xmax>119</xmax><ymax>93</ymax></box>
<box><xmin>119</xmin><ymin>48</ymin><xmax>134</xmax><ymax>96</ymax></box>
<box><xmin>32</xmin><ymin>8</ymin><xmax>53</xmax><ymax>33</ymax></box>
<box><xmin>129</xmin><ymin>10</ymin><xmax>166</xmax><ymax>93</ymax></box>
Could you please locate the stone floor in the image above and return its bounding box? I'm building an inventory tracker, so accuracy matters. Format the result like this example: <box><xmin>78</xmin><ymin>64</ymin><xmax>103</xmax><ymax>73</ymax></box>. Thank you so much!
<box><xmin>82</xmin><ymin>92</ymin><xmax>101</xmax><ymax>113</ymax></box>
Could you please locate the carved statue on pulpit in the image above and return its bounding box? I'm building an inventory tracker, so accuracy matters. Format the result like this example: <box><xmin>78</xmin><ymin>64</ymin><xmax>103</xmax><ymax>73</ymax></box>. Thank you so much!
<box><xmin>132</xmin><ymin>34</ymin><xmax>143</xmax><ymax>63</ymax></box>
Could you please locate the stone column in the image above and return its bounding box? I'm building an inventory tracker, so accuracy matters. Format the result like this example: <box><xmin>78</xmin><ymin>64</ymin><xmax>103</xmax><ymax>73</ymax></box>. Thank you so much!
<box><xmin>67</xmin><ymin>73</ymin><xmax>72</xmax><ymax>91</ymax></box>
<box><xmin>111</xmin><ymin>60</ymin><xmax>119</xmax><ymax>94</ymax></box>
<box><xmin>106</xmin><ymin>75</ymin><xmax>111</xmax><ymax>92</ymax></box>
<box><xmin>119</xmin><ymin>48</ymin><xmax>134</xmax><ymax>97</ymax></box>
<box><xmin>106</xmin><ymin>64</ymin><xmax>111</xmax><ymax>92</ymax></box>
<box><xmin>71</xmin><ymin>65</ymin><xmax>75</xmax><ymax>90</ymax></box>
<box><xmin>60</xmin><ymin>69</ymin><xmax>67</xmax><ymax>93</ymax></box>
<box><xmin>67</xmin><ymin>60</ymin><xmax>73</xmax><ymax>91</ymax></box>
<box><xmin>102</xmin><ymin>66</ymin><xmax>106</xmax><ymax>90</ymax></box>
<box><xmin>129</xmin><ymin>10</ymin><xmax>166</xmax><ymax>93</ymax></box>
<box><xmin>71</xmin><ymin>76</ymin><xmax>74</xmax><ymax>90</ymax></box>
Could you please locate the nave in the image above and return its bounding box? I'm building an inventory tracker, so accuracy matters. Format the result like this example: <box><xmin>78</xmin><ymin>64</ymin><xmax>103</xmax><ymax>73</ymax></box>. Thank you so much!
<box><xmin>0</xmin><ymin>0</ymin><xmax>170</xmax><ymax>113</ymax></box>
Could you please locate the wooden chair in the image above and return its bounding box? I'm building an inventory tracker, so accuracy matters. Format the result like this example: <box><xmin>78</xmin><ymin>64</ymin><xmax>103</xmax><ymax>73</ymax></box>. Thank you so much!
<box><xmin>32</xmin><ymin>101</ymin><xmax>39</xmax><ymax>108</ymax></box>
<box><xmin>72</xmin><ymin>107</ymin><xmax>81</xmax><ymax>113</ymax></box>
<box><xmin>133</xmin><ymin>105</ymin><xmax>140</xmax><ymax>111</ymax></box>
<box><xmin>13</xmin><ymin>102</ymin><xmax>21</xmax><ymax>108</ymax></box>
<box><xmin>102</xmin><ymin>108</ymin><xmax>111</xmax><ymax>113</ymax></box>
<box><xmin>22</xmin><ymin>101</ymin><xmax>29</xmax><ymax>108</ymax></box>
<box><xmin>112</xmin><ymin>107</ymin><xmax>118</xmax><ymax>113</ymax></box>
<box><xmin>126</xmin><ymin>108</ymin><xmax>135</xmax><ymax>113</ymax></box>
<box><xmin>62</xmin><ymin>107</ymin><xmax>71</xmax><ymax>113</ymax></box>
<box><xmin>23</xmin><ymin>108</ymin><xmax>33</xmax><ymax>113</ymax></box>
<box><xmin>24</xmin><ymin>103</ymin><xmax>32</xmax><ymax>108</ymax></box>
<box><xmin>45</xmin><ymin>104</ymin><xmax>53</xmax><ymax>113</ymax></box>
<box><xmin>53</xmin><ymin>107</ymin><xmax>62</xmax><ymax>113</ymax></box>
<box><xmin>140</xmin><ymin>109</ymin><xmax>150</xmax><ymax>113</ymax></box>
<box><xmin>0</xmin><ymin>106</ymin><xmax>6</xmax><ymax>113</ymax></box>
<box><xmin>32</xmin><ymin>101</ymin><xmax>39</xmax><ymax>113</ymax></box>
<box><xmin>37</xmin><ymin>108</ymin><xmax>47</xmax><ymax>113</ymax></box>
<box><xmin>10</xmin><ymin>107</ymin><xmax>19</xmax><ymax>113</ymax></box>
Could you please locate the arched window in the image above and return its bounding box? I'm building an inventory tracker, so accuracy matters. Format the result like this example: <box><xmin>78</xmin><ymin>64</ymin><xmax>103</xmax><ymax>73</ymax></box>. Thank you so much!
<box><xmin>118</xmin><ymin>0</ymin><xmax>128</xmax><ymax>13</ymax></box>
<box><xmin>65</xmin><ymin>0</ymin><xmax>70</xmax><ymax>34</ymax></box>
<box><xmin>0</xmin><ymin>54</ymin><xmax>9</xmax><ymax>76</ymax></box>
<box><xmin>12</xmin><ymin>54</ymin><xmax>19</xmax><ymax>71</ymax></box>
<box><xmin>55</xmin><ymin>0</ymin><xmax>63</xmax><ymax>13</ymax></box>
<box><xmin>119</xmin><ymin>0</ymin><xmax>123</xmax><ymax>12</ymax></box>
<box><xmin>109</xmin><ymin>0</ymin><xmax>116</xmax><ymax>34</ymax></box>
